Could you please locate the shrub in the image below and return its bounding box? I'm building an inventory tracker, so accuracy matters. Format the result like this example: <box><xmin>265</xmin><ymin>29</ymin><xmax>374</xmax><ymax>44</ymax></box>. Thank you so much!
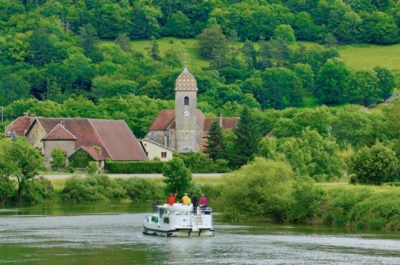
<box><xmin>350</xmin><ymin>142</ymin><xmax>399</xmax><ymax>185</ymax></box>
<box><xmin>176</xmin><ymin>153</ymin><xmax>231</xmax><ymax>173</ymax></box>
<box><xmin>217</xmin><ymin>158</ymin><xmax>295</xmax><ymax>222</ymax></box>
<box><xmin>87</xmin><ymin>161</ymin><xmax>99</xmax><ymax>175</ymax></box>
<box><xmin>68</xmin><ymin>148</ymin><xmax>94</xmax><ymax>168</ymax></box>
<box><xmin>21</xmin><ymin>177</ymin><xmax>56</xmax><ymax>205</ymax></box>
<box><xmin>288</xmin><ymin>178</ymin><xmax>325</xmax><ymax>224</ymax></box>
<box><xmin>117</xmin><ymin>178</ymin><xmax>164</xmax><ymax>202</ymax></box>
<box><xmin>60</xmin><ymin>174</ymin><xmax>126</xmax><ymax>203</ymax></box>
<box><xmin>50</xmin><ymin>148</ymin><xmax>66</xmax><ymax>171</ymax></box>
<box><xmin>105</xmin><ymin>161</ymin><xmax>164</xmax><ymax>173</ymax></box>
<box><xmin>0</xmin><ymin>178</ymin><xmax>17</xmax><ymax>205</ymax></box>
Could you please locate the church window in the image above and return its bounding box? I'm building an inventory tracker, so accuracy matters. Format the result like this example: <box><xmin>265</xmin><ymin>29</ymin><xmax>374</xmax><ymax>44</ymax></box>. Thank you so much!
<box><xmin>161</xmin><ymin>152</ymin><xmax>167</xmax><ymax>158</ymax></box>
<box><xmin>184</xmin><ymin>96</ymin><xmax>189</xmax><ymax>105</ymax></box>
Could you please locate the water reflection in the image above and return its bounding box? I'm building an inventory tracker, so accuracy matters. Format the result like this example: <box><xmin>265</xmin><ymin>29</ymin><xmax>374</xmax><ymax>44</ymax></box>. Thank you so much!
<box><xmin>0</xmin><ymin>204</ymin><xmax>400</xmax><ymax>265</ymax></box>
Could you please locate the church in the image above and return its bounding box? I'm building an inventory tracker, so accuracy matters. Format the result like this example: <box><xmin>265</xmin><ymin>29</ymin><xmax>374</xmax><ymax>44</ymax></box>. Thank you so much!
<box><xmin>145</xmin><ymin>65</ymin><xmax>239</xmax><ymax>153</ymax></box>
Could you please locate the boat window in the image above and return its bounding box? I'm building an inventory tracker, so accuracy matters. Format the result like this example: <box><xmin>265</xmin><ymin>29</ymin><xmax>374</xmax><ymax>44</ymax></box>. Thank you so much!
<box><xmin>163</xmin><ymin>217</ymin><xmax>170</xmax><ymax>224</ymax></box>
<box><xmin>151</xmin><ymin>216</ymin><xmax>158</xmax><ymax>223</ymax></box>
<box><xmin>159</xmin><ymin>208</ymin><xmax>166</xmax><ymax>217</ymax></box>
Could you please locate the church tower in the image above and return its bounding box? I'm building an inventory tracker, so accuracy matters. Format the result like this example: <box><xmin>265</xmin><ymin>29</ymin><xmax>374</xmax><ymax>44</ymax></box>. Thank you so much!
<box><xmin>175</xmin><ymin>62</ymin><xmax>199</xmax><ymax>153</ymax></box>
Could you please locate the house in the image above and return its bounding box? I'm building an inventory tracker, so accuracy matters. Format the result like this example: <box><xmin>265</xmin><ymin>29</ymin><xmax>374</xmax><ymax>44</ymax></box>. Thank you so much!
<box><xmin>146</xmin><ymin>65</ymin><xmax>239</xmax><ymax>153</ymax></box>
<box><xmin>140</xmin><ymin>139</ymin><xmax>174</xmax><ymax>161</ymax></box>
<box><xmin>6</xmin><ymin>117</ymin><xmax>148</xmax><ymax>168</ymax></box>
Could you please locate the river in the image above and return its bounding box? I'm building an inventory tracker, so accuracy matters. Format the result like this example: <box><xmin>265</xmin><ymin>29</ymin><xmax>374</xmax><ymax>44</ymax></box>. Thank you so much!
<box><xmin>0</xmin><ymin>203</ymin><xmax>400</xmax><ymax>265</ymax></box>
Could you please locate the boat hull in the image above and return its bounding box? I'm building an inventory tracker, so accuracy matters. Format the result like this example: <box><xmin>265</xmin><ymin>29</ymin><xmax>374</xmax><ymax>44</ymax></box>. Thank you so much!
<box><xmin>143</xmin><ymin>226</ymin><xmax>214</xmax><ymax>237</ymax></box>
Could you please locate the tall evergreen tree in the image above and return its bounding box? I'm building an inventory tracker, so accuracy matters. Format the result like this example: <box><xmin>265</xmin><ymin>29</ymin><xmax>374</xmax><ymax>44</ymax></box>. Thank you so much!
<box><xmin>242</xmin><ymin>40</ymin><xmax>257</xmax><ymax>69</ymax></box>
<box><xmin>149</xmin><ymin>36</ymin><xmax>162</xmax><ymax>61</ymax></box>
<box><xmin>230</xmin><ymin>107</ymin><xmax>261</xmax><ymax>168</ymax></box>
<box><xmin>205</xmin><ymin>121</ymin><xmax>225</xmax><ymax>161</ymax></box>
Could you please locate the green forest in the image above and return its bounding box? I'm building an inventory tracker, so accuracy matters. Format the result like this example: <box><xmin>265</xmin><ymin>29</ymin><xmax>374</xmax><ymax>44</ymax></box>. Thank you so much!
<box><xmin>1</xmin><ymin>0</ymin><xmax>400</xmax><ymax>229</ymax></box>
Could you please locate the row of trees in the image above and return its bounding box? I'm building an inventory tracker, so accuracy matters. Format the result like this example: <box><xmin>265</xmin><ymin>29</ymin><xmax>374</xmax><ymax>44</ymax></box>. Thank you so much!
<box><xmin>3</xmin><ymin>0</ymin><xmax>400</xmax><ymax>44</ymax></box>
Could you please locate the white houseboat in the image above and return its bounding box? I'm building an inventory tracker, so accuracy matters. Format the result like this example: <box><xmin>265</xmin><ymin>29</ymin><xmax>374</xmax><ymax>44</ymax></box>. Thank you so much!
<box><xmin>143</xmin><ymin>203</ymin><xmax>214</xmax><ymax>237</ymax></box>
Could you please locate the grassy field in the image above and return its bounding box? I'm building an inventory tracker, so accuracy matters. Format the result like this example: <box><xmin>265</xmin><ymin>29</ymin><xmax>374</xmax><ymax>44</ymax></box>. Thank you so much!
<box><xmin>339</xmin><ymin>44</ymin><xmax>400</xmax><ymax>73</ymax></box>
<box><xmin>101</xmin><ymin>37</ymin><xmax>209</xmax><ymax>68</ymax></box>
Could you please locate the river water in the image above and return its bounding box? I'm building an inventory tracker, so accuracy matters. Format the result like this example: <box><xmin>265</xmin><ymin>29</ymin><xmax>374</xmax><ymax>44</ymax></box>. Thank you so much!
<box><xmin>0</xmin><ymin>203</ymin><xmax>400</xmax><ymax>265</ymax></box>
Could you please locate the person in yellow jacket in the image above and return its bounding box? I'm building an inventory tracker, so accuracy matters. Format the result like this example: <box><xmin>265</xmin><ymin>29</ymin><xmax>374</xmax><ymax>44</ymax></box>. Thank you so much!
<box><xmin>182</xmin><ymin>193</ymin><xmax>191</xmax><ymax>205</ymax></box>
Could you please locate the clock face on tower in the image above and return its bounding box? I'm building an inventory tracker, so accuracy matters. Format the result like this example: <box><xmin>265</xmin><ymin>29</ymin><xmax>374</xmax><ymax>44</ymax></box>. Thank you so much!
<box><xmin>184</xmin><ymin>111</ymin><xmax>190</xmax><ymax>117</ymax></box>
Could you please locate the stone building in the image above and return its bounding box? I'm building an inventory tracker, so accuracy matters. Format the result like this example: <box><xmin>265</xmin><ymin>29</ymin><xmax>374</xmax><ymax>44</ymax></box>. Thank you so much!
<box><xmin>6</xmin><ymin>116</ymin><xmax>148</xmax><ymax>168</ymax></box>
<box><xmin>146</xmin><ymin>66</ymin><xmax>239</xmax><ymax>152</ymax></box>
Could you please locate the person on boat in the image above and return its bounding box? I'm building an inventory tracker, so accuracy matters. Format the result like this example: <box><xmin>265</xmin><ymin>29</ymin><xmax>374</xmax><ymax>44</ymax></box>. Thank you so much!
<box><xmin>191</xmin><ymin>194</ymin><xmax>199</xmax><ymax>213</ymax></box>
<box><xmin>167</xmin><ymin>193</ymin><xmax>176</xmax><ymax>205</ymax></box>
<box><xmin>200</xmin><ymin>194</ymin><xmax>207</xmax><ymax>208</ymax></box>
<box><xmin>182</xmin><ymin>193</ymin><xmax>191</xmax><ymax>205</ymax></box>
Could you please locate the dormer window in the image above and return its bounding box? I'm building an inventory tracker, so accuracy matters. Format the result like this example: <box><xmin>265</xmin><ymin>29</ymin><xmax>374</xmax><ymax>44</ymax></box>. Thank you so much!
<box><xmin>184</xmin><ymin>96</ymin><xmax>189</xmax><ymax>105</ymax></box>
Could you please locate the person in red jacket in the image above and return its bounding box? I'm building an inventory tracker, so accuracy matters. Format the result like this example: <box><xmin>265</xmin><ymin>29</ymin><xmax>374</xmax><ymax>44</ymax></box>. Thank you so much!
<box><xmin>167</xmin><ymin>193</ymin><xmax>177</xmax><ymax>205</ymax></box>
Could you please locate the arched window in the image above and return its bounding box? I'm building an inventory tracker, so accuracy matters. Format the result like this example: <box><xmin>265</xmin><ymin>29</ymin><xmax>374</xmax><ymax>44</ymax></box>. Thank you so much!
<box><xmin>184</xmin><ymin>96</ymin><xmax>189</xmax><ymax>105</ymax></box>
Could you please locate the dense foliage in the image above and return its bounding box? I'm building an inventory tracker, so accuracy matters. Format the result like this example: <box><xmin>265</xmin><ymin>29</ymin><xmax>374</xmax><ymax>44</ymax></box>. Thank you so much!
<box><xmin>217</xmin><ymin>158</ymin><xmax>400</xmax><ymax>231</ymax></box>
<box><xmin>105</xmin><ymin>161</ymin><xmax>165</xmax><ymax>174</ymax></box>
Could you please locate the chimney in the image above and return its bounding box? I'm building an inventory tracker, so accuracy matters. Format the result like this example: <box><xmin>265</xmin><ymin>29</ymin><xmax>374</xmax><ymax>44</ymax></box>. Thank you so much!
<box><xmin>31</xmin><ymin>114</ymin><xmax>36</xmax><ymax>117</ymax></box>
<box><xmin>219</xmin><ymin>113</ymin><xmax>223</xmax><ymax>127</ymax></box>
<box><xmin>23</xmin><ymin>112</ymin><xmax>28</xmax><ymax>117</ymax></box>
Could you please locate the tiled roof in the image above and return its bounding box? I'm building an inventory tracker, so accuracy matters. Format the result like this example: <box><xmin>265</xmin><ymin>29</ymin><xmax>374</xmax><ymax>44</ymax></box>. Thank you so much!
<box><xmin>204</xmin><ymin>117</ymin><xmax>239</xmax><ymax>131</ymax></box>
<box><xmin>69</xmin><ymin>146</ymin><xmax>106</xmax><ymax>161</ymax></box>
<box><xmin>5</xmin><ymin>116</ymin><xmax>36</xmax><ymax>136</ymax></box>
<box><xmin>149</xmin><ymin>110</ymin><xmax>175</xmax><ymax>131</ymax></box>
<box><xmin>175</xmin><ymin>68</ymin><xmax>197</xmax><ymax>91</ymax></box>
<box><xmin>149</xmin><ymin>109</ymin><xmax>207</xmax><ymax>131</ymax></box>
<box><xmin>28</xmin><ymin>117</ymin><xmax>147</xmax><ymax>161</ymax></box>
<box><xmin>42</xmin><ymin>124</ymin><xmax>77</xmax><ymax>140</ymax></box>
<box><xmin>89</xmin><ymin>119</ymin><xmax>148</xmax><ymax>161</ymax></box>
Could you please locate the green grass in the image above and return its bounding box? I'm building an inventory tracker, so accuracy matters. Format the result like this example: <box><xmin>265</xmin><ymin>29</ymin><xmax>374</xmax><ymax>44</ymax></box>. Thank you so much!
<box><xmin>101</xmin><ymin>37</ymin><xmax>209</xmax><ymax>68</ymax></box>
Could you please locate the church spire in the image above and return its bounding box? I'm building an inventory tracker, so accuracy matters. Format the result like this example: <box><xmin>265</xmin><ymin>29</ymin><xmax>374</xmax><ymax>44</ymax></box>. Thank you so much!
<box><xmin>183</xmin><ymin>49</ymin><xmax>189</xmax><ymax>73</ymax></box>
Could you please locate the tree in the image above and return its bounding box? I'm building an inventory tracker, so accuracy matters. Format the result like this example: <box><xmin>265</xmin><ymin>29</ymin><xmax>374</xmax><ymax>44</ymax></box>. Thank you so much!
<box><xmin>259</xmin><ymin>129</ymin><xmax>344</xmax><ymax>181</ymax></box>
<box><xmin>28</xmin><ymin>28</ymin><xmax>61</xmax><ymax>67</ymax></box>
<box><xmin>197</xmin><ymin>24</ymin><xmax>228</xmax><ymax>59</ymax></box>
<box><xmin>149</xmin><ymin>37</ymin><xmax>162</xmax><ymax>61</ymax></box>
<box><xmin>217</xmin><ymin>158</ymin><xmax>294</xmax><ymax>221</ymax></box>
<box><xmin>315</xmin><ymin>59</ymin><xmax>350</xmax><ymax>104</ymax></box>
<box><xmin>50</xmin><ymin>148</ymin><xmax>66</xmax><ymax>171</ymax></box>
<box><xmin>272</xmin><ymin>24</ymin><xmax>296</xmax><ymax>44</ymax></box>
<box><xmin>0</xmin><ymin>138</ymin><xmax>44</xmax><ymax>204</ymax></box>
<box><xmin>230</xmin><ymin>107</ymin><xmax>261</xmax><ymax>168</ymax></box>
<box><xmin>78</xmin><ymin>24</ymin><xmax>102</xmax><ymax>62</ymax></box>
<box><xmin>350</xmin><ymin>142</ymin><xmax>399</xmax><ymax>185</ymax></box>
<box><xmin>115</xmin><ymin>33</ymin><xmax>131</xmax><ymax>52</ymax></box>
<box><xmin>374</xmin><ymin>66</ymin><xmax>396</xmax><ymax>100</ymax></box>
<box><xmin>293</xmin><ymin>63</ymin><xmax>314</xmax><ymax>93</ymax></box>
<box><xmin>163</xmin><ymin>158</ymin><xmax>192</xmax><ymax>198</ymax></box>
<box><xmin>360</xmin><ymin>11</ymin><xmax>400</xmax><ymax>44</ymax></box>
<box><xmin>242</xmin><ymin>40</ymin><xmax>257</xmax><ymax>69</ymax></box>
<box><xmin>205</xmin><ymin>121</ymin><xmax>225</xmax><ymax>161</ymax></box>
<box><xmin>163</xmin><ymin>11</ymin><xmax>192</xmax><ymax>38</ymax></box>
<box><xmin>347</xmin><ymin>69</ymin><xmax>379</xmax><ymax>106</ymax></box>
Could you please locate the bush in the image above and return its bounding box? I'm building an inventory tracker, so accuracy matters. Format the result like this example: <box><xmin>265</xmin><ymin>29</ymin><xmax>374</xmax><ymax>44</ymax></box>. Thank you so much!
<box><xmin>60</xmin><ymin>174</ymin><xmax>126</xmax><ymax>203</ymax></box>
<box><xmin>0</xmin><ymin>178</ymin><xmax>17</xmax><ymax>205</ymax></box>
<box><xmin>21</xmin><ymin>177</ymin><xmax>56</xmax><ymax>205</ymax></box>
<box><xmin>217</xmin><ymin>158</ymin><xmax>295</xmax><ymax>222</ymax></box>
<box><xmin>50</xmin><ymin>148</ymin><xmax>66</xmax><ymax>171</ymax></box>
<box><xmin>105</xmin><ymin>161</ymin><xmax>164</xmax><ymax>173</ymax></box>
<box><xmin>116</xmin><ymin>178</ymin><xmax>164</xmax><ymax>202</ymax></box>
<box><xmin>350</xmin><ymin>142</ymin><xmax>399</xmax><ymax>185</ymax></box>
<box><xmin>87</xmin><ymin>161</ymin><xmax>99</xmax><ymax>175</ymax></box>
<box><xmin>176</xmin><ymin>153</ymin><xmax>231</xmax><ymax>173</ymax></box>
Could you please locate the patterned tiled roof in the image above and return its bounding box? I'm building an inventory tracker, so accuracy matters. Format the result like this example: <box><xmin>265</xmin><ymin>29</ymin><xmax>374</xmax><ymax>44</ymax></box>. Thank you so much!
<box><xmin>175</xmin><ymin>68</ymin><xmax>197</xmax><ymax>91</ymax></box>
